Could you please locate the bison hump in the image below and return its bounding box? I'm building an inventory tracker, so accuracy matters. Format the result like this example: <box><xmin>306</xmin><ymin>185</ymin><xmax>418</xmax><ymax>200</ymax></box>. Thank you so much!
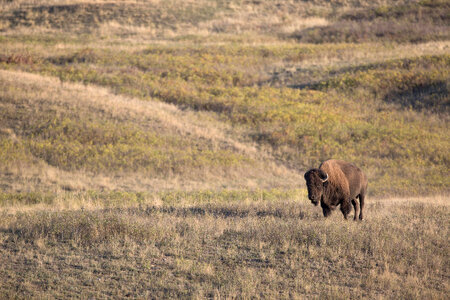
<box><xmin>319</xmin><ymin>160</ymin><xmax>351</xmax><ymax>197</ymax></box>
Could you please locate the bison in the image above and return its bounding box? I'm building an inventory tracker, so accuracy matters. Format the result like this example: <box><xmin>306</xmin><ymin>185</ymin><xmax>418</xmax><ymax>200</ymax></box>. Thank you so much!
<box><xmin>304</xmin><ymin>159</ymin><xmax>368</xmax><ymax>220</ymax></box>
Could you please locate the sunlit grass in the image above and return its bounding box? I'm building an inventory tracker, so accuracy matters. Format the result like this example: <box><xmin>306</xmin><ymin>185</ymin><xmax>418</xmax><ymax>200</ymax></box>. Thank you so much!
<box><xmin>1</xmin><ymin>194</ymin><xmax>448</xmax><ymax>299</ymax></box>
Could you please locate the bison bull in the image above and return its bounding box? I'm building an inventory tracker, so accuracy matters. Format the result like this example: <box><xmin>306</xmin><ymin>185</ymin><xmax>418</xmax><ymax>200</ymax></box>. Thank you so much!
<box><xmin>304</xmin><ymin>159</ymin><xmax>368</xmax><ymax>220</ymax></box>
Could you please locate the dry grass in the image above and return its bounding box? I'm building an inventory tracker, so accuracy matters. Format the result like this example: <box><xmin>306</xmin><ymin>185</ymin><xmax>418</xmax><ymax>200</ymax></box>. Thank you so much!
<box><xmin>291</xmin><ymin>1</ymin><xmax>450</xmax><ymax>43</ymax></box>
<box><xmin>0</xmin><ymin>0</ymin><xmax>423</xmax><ymax>39</ymax></box>
<box><xmin>0</xmin><ymin>194</ymin><xmax>448</xmax><ymax>298</ymax></box>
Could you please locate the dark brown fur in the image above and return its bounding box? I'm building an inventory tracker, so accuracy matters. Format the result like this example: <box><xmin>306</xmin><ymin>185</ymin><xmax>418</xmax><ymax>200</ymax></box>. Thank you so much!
<box><xmin>304</xmin><ymin>159</ymin><xmax>368</xmax><ymax>220</ymax></box>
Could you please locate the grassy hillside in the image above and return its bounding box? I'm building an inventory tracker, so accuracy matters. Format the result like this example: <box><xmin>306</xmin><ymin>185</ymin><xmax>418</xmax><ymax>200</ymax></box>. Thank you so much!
<box><xmin>0</xmin><ymin>0</ymin><xmax>449</xmax><ymax>298</ymax></box>
<box><xmin>1</xmin><ymin>39</ymin><xmax>448</xmax><ymax>195</ymax></box>
<box><xmin>0</xmin><ymin>69</ymin><xmax>299</xmax><ymax>192</ymax></box>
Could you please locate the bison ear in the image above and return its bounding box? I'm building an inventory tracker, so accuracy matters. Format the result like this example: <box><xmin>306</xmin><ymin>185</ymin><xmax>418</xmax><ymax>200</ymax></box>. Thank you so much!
<box><xmin>319</xmin><ymin>170</ymin><xmax>328</xmax><ymax>182</ymax></box>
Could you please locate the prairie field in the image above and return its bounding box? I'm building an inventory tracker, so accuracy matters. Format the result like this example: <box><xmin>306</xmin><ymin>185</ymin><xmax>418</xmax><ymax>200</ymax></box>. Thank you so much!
<box><xmin>1</xmin><ymin>194</ymin><xmax>448</xmax><ymax>299</ymax></box>
<box><xmin>0</xmin><ymin>0</ymin><xmax>449</xmax><ymax>298</ymax></box>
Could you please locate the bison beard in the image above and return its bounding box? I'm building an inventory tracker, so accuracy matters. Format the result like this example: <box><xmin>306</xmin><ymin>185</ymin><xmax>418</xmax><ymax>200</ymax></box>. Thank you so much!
<box><xmin>304</xmin><ymin>159</ymin><xmax>368</xmax><ymax>220</ymax></box>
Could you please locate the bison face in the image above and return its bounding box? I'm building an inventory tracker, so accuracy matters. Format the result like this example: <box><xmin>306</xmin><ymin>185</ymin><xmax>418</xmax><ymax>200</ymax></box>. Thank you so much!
<box><xmin>304</xmin><ymin>169</ymin><xmax>328</xmax><ymax>206</ymax></box>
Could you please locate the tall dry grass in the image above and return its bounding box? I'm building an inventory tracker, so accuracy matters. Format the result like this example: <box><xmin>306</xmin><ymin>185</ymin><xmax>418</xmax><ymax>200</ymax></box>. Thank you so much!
<box><xmin>0</xmin><ymin>194</ymin><xmax>448</xmax><ymax>298</ymax></box>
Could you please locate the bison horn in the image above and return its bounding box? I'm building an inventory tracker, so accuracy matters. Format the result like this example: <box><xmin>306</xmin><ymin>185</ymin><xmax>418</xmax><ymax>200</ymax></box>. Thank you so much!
<box><xmin>320</xmin><ymin>171</ymin><xmax>329</xmax><ymax>182</ymax></box>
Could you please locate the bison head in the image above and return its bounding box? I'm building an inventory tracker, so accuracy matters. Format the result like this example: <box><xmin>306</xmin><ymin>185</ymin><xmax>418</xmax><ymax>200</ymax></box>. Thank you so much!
<box><xmin>304</xmin><ymin>169</ymin><xmax>328</xmax><ymax>206</ymax></box>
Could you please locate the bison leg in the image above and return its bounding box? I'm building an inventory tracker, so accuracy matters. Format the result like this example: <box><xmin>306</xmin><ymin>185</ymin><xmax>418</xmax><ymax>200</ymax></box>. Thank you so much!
<box><xmin>359</xmin><ymin>193</ymin><xmax>365</xmax><ymax>220</ymax></box>
<box><xmin>321</xmin><ymin>202</ymin><xmax>332</xmax><ymax>217</ymax></box>
<box><xmin>340</xmin><ymin>199</ymin><xmax>352</xmax><ymax>220</ymax></box>
<box><xmin>351</xmin><ymin>198</ymin><xmax>359</xmax><ymax>221</ymax></box>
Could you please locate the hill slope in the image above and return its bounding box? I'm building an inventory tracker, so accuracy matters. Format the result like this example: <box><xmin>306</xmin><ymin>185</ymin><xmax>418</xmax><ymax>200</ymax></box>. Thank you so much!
<box><xmin>0</xmin><ymin>0</ymin><xmax>449</xmax><ymax>196</ymax></box>
<box><xmin>0</xmin><ymin>70</ymin><xmax>300</xmax><ymax>192</ymax></box>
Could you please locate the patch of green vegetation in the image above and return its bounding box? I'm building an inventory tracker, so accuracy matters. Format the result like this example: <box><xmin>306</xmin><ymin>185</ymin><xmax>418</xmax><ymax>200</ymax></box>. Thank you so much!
<box><xmin>25</xmin><ymin>116</ymin><xmax>245</xmax><ymax>174</ymax></box>
<box><xmin>0</xmin><ymin>138</ymin><xmax>33</xmax><ymax>169</ymax></box>
<box><xmin>84</xmin><ymin>190</ymin><xmax>148</xmax><ymax>206</ymax></box>
<box><xmin>0</xmin><ymin>189</ymin><xmax>306</xmax><ymax>208</ymax></box>
<box><xmin>0</xmin><ymin>192</ymin><xmax>54</xmax><ymax>206</ymax></box>
<box><xmin>0</xmin><ymin>76</ymin><xmax>253</xmax><ymax>178</ymax></box>
<box><xmin>157</xmin><ymin>189</ymin><xmax>305</xmax><ymax>205</ymax></box>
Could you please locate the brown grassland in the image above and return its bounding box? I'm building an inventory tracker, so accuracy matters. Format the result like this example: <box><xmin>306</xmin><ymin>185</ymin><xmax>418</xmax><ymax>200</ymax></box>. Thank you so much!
<box><xmin>0</xmin><ymin>0</ymin><xmax>449</xmax><ymax>298</ymax></box>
